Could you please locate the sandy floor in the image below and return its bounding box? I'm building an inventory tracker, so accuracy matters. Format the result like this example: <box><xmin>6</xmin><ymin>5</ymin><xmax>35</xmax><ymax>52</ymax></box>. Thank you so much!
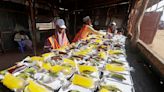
<box><xmin>149</xmin><ymin>30</ymin><xmax>164</xmax><ymax>60</ymax></box>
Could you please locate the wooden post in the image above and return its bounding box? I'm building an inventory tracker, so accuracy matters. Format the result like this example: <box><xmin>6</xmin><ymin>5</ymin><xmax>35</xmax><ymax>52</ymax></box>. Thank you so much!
<box><xmin>28</xmin><ymin>0</ymin><xmax>37</xmax><ymax>55</ymax></box>
<box><xmin>131</xmin><ymin>0</ymin><xmax>149</xmax><ymax>48</ymax></box>
<box><xmin>74</xmin><ymin>0</ymin><xmax>77</xmax><ymax>36</ymax></box>
<box><xmin>74</xmin><ymin>12</ymin><xmax>77</xmax><ymax>35</ymax></box>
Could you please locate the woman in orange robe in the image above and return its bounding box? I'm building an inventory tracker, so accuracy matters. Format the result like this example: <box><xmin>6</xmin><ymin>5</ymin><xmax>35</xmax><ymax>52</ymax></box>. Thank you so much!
<box><xmin>73</xmin><ymin>16</ymin><xmax>100</xmax><ymax>42</ymax></box>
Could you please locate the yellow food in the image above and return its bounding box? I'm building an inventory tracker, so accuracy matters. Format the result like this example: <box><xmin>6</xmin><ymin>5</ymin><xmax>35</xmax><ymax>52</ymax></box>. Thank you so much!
<box><xmin>98</xmin><ymin>51</ymin><xmax>107</xmax><ymax>59</ymax></box>
<box><xmin>2</xmin><ymin>73</ymin><xmax>25</xmax><ymax>90</ymax></box>
<box><xmin>51</xmin><ymin>65</ymin><xmax>63</xmax><ymax>73</ymax></box>
<box><xmin>63</xmin><ymin>58</ymin><xmax>76</xmax><ymax>67</ymax></box>
<box><xmin>105</xmin><ymin>64</ymin><xmax>125</xmax><ymax>72</ymax></box>
<box><xmin>108</xmin><ymin>50</ymin><xmax>123</xmax><ymax>55</ymax></box>
<box><xmin>31</xmin><ymin>56</ymin><xmax>44</xmax><ymax>62</ymax></box>
<box><xmin>95</xmin><ymin>39</ymin><xmax>102</xmax><ymax>43</ymax></box>
<box><xmin>26</xmin><ymin>80</ymin><xmax>50</xmax><ymax>92</ymax></box>
<box><xmin>100</xmin><ymin>45</ymin><xmax>107</xmax><ymax>49</ymax></box>
<box><xmin>42</xmin><ymin>63</ymin><xmax>52</xmax><ymax>70</ymax></box>
<box><xmin>78</xmin><ymin>65</ymin><xmax>97</xmax><ymax>73</ymax></box>
<box><xmin>74</xmin><ymin>48</ymin><xmax>92</xmax><ymax>56</ymax></box>
<box><xmin>72</xmin><ymin>74</ymin><xmax>94</xmax><ymax>88</ymax></box>
<box><xmin>51</xmin><ymin>65</ymin><xmax>72</xmax><ymax>75</ymax></box>
<box><xmin>89</xmin><ymin>44</ymin><xmax>98</xmax><ymax>49</ymax></box>
<box><xmin>99</xmin><ymin>88</ymin><xmax>109</xmax><ymax>92</ymax></box>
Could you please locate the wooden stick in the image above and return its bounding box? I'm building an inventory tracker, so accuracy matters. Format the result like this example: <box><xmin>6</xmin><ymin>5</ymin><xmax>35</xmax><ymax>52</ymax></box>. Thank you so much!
<box><xmin>28</xmin><ymin>0</ymin><xmax>37</xmax><ymax>55</ymax></box>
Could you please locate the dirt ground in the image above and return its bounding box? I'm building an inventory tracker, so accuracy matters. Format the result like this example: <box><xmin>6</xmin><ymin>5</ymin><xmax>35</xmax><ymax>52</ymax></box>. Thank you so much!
<box><xmin>149</xmin><ymin>30</ymin><xmax>164</xmax><ymax>61</ymax></box>
<box><xmin>0</xmin><ymin>49</ymin><xmax>43</xmax><ymax>70</ymax></box>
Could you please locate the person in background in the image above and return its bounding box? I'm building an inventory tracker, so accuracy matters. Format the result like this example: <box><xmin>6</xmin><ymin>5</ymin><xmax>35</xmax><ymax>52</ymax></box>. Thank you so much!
<box><xmin>72</xmin><ymin>16</ymin><xmax>101</xmax><ymax>42</ymax></box>
<box><xmin>14</xmin><ymin>31</ymin><xmax>32</xmax><ymax>53</ymax></box>
<box><xmin>44</xmin><ymin>19</ymin><xmax>70</xmax><ymax>52</ymax></box>
<box><xmin>107</xmin><ymin>22</ymin><xmax>118</xmax><ymax>35</ymax></box>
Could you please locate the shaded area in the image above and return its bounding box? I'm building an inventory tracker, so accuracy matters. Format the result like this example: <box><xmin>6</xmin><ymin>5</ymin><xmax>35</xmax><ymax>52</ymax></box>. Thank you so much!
<box><xmin>126</xmin><ymin>39</ymin><xmax>164</xmax><ymax>92</ymax></box>
<box><xmin>0</xmin><ymin>51</ymin><xmax>31</xmax><ymax>70</ymax></box>
<box><xmin>0</xmin><ymin>49</ymin><xmax>42</xmax><ymax>71</ymax></box>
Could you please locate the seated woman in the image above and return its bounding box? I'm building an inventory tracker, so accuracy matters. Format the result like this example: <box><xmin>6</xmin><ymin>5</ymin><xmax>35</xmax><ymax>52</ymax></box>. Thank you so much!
<box><xmin>44</xmin><ymin>19</ymin><xmax>70</xmax><ymax>52</ymax></box>
<box><xmin>72</xmin><ymin>16</ymin><xmax>101</xmax><ymax>42</ymax></box>
<box><xmin>14</xmin><ymin>31</ymin><xmax>32</xmax><ymax>53</ymax></box>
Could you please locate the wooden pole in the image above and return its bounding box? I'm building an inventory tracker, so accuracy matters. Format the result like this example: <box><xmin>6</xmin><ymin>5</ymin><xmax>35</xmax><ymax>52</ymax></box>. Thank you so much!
<box><xmin>28</xmin><ymin>0</ymin><xmax>37</xmax><ymax>55</ymax></box>
<box><xmin>131</xmin><ymin>0</ymin><xmax>149</xmax><ymax>48</ymax></box>
<box><xmin>74</xmin><ymin>0</ymin><xmax>77</xmax><ymax>36</ymax></box>
<box><xmin>74</xmin><ymin>12</ymin><xmax>77</xmax><ymax>35</ymax></box>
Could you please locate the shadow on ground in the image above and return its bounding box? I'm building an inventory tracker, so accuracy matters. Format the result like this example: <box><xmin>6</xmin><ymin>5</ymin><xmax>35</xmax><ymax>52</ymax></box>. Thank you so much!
<box><xmin>125</xmin><ymin>39</ymin><xmax>164</xmax><ymax>92</ymax></box>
